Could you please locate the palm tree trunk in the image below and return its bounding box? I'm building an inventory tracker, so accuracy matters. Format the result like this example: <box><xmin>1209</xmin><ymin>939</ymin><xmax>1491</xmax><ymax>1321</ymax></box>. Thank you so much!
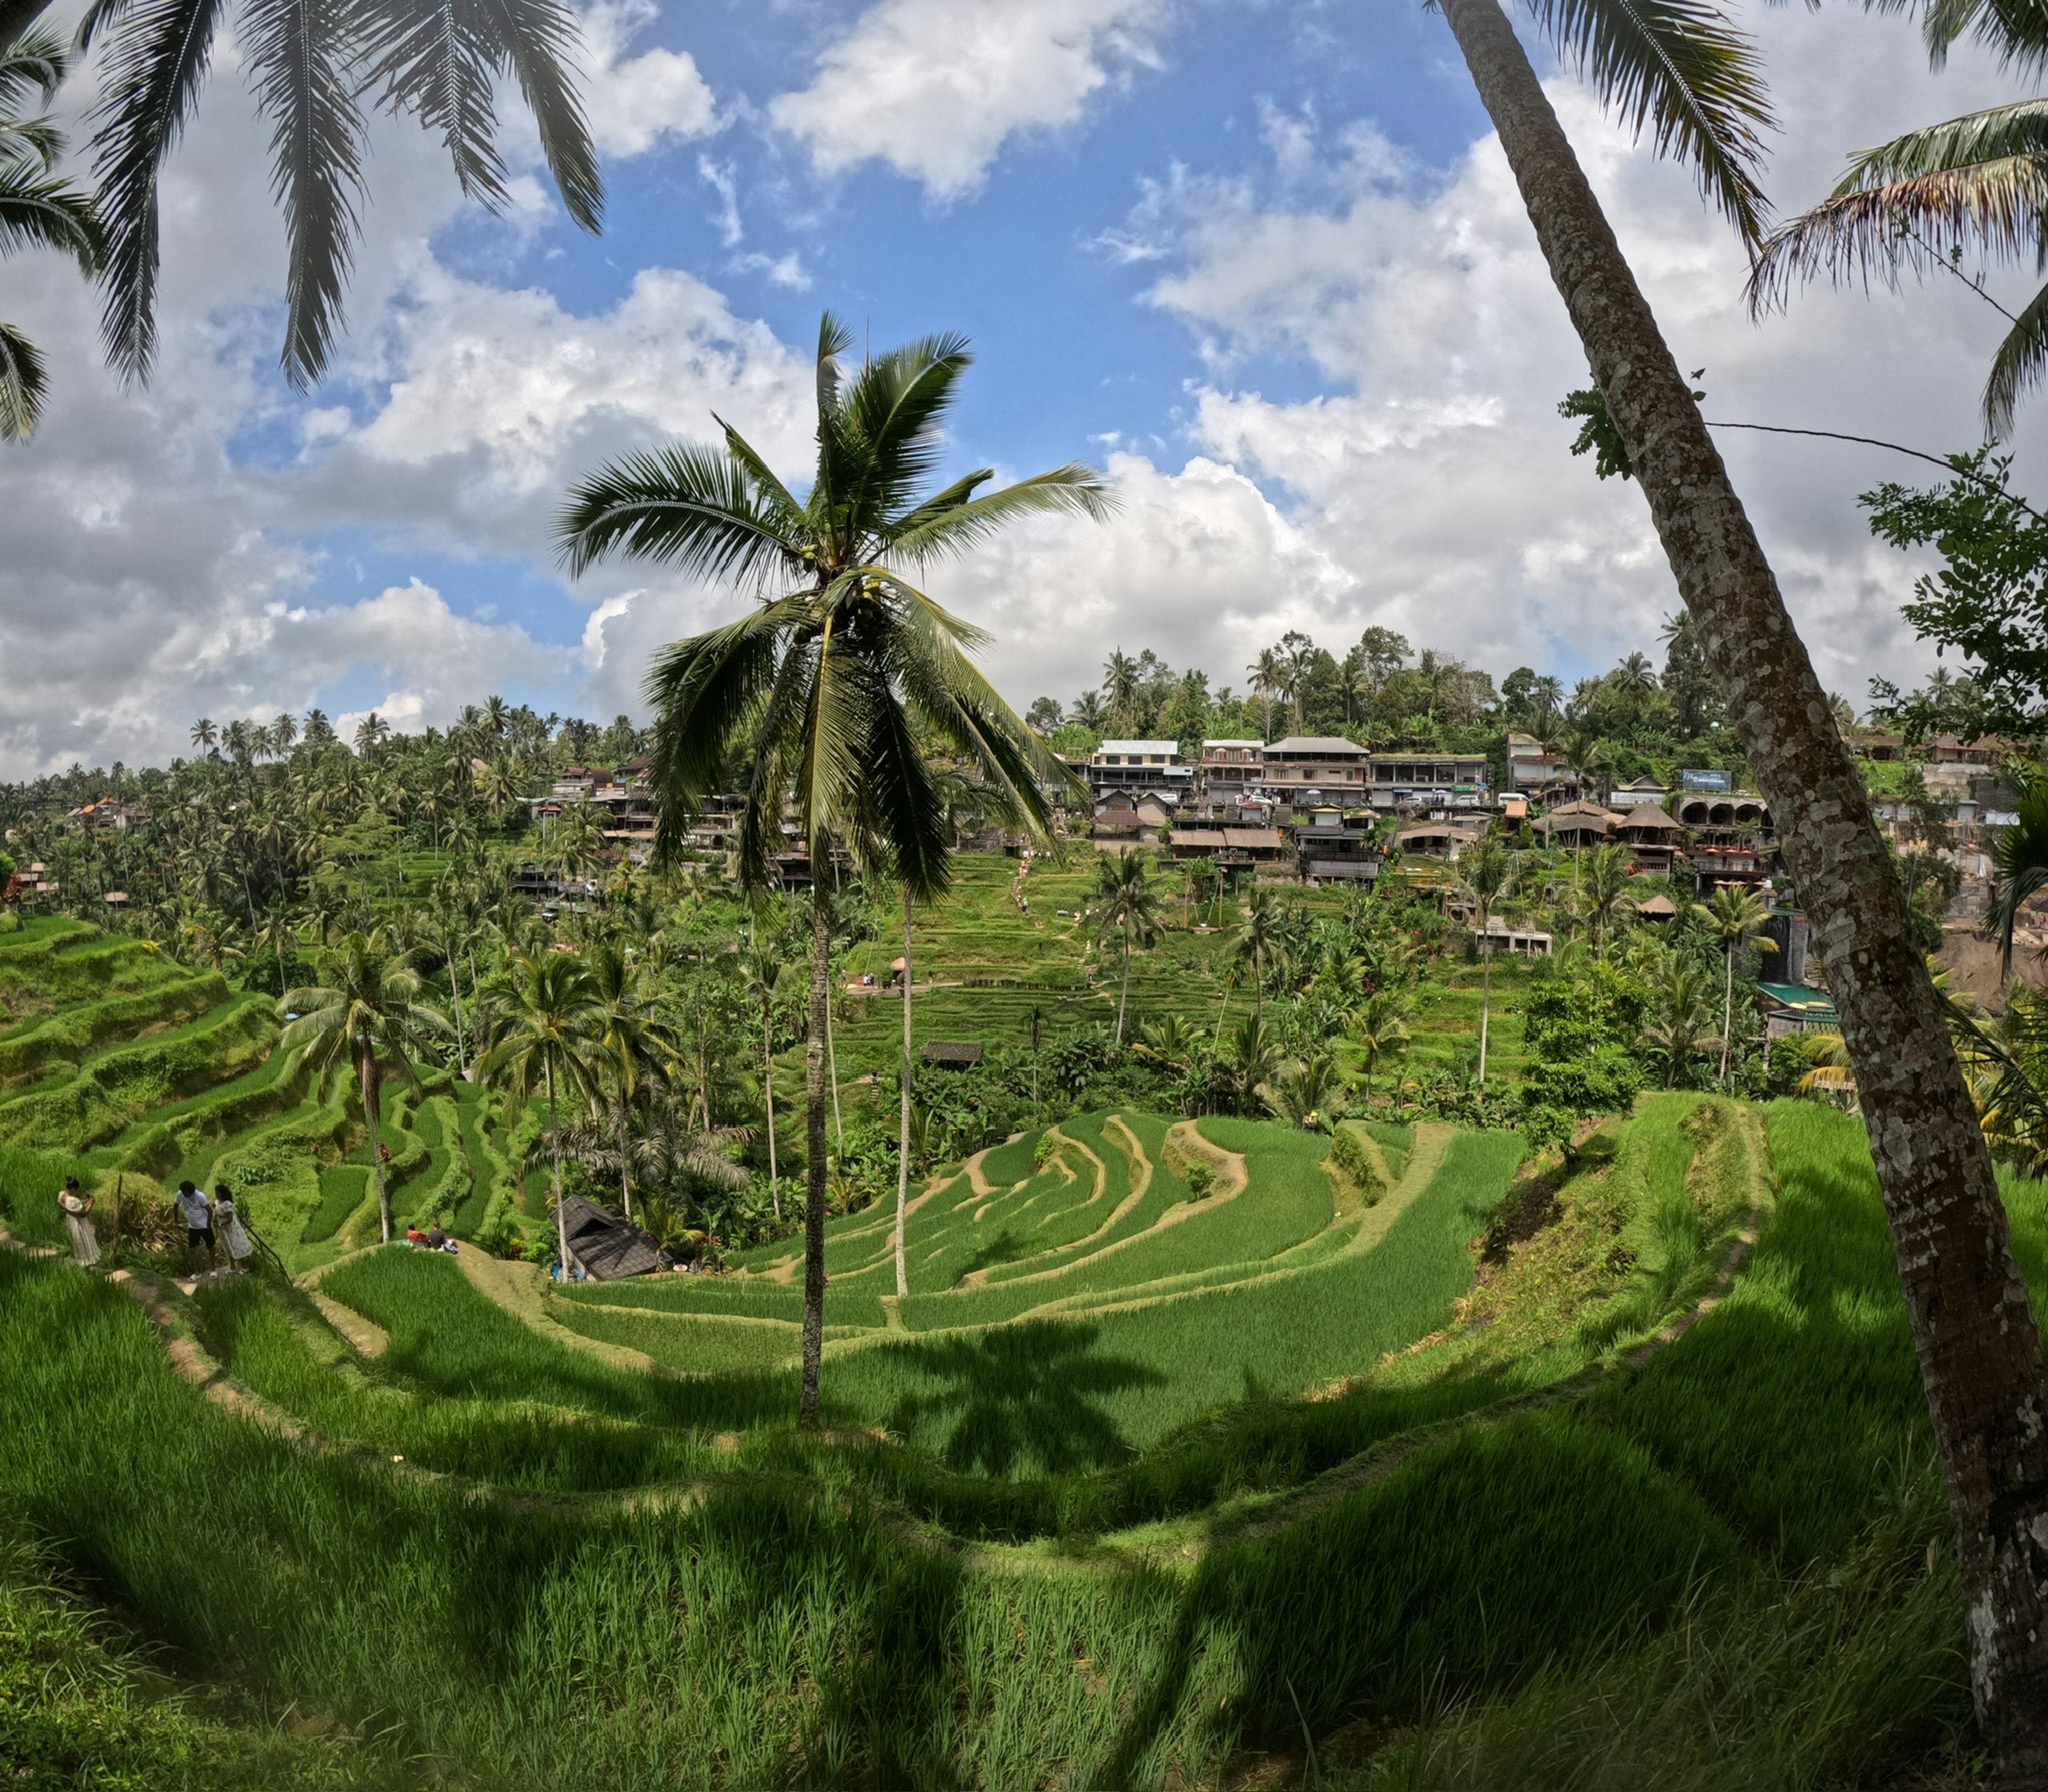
<box><xmin>363</xmin><ymin>1052</ymin><xmax>391</xmax><ymax>1244</ymax></box>
<box><xmin>1478</xmin><ymin>937</ymin><xmax>1491</xmax><ymax>1086</ymax></box>
<box><xmin>1720</xmin><ymin>945</ymin><xmax>1735</xmax><ymax>1087</ymax></box>
<box><xmin>798</xmin><ymin>890</ymin><xmax>834</xmax><ymax>1428</ymax></box>
<box><xmin>547</xmin><ymin>1061</ymin><xmax>569</xmax><ymax>1276</ymax></box>
<box><xmin>1117</xmin><ymin>925</ymin><xmax>1133</xmax><ymax>1045</ymax></box>
<box><xmin>895</xmin><ymin>890</ymin><xmax>914</xmax><ymax>1299</ymax></box>
<box><xmin>763</xmin><ymin>1006</ymin><xmax>782</xmax><ymax>1224</ymax></box>
<box><xmin>1438</xmin><ymin>0</ymin><xmax>2048</xmax><ymax>1758</ymax></box>
<box><xmin>826</xmin><ymin>983</ymin><xmax>844</xmax><ymax>1151</ymax></box>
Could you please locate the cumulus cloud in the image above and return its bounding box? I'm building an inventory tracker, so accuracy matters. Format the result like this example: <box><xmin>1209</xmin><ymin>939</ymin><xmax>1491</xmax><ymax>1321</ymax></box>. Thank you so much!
<box><xmin>578</xmin><ymin>0</ymin><xmax>721</xmax><ymax>158</ymax></box>
<box><xmin>769</xmin><ymin>0</ymin><xmax>1169</xmax><ymax>197</ymax></box>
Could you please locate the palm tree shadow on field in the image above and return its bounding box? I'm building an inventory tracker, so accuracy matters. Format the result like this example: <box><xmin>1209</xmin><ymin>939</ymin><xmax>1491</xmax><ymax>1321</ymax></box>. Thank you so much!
<box><xmin>881</xmin><ymin>1321</ymin><xmax>1163</xmax><ymax>1477</ymax></box>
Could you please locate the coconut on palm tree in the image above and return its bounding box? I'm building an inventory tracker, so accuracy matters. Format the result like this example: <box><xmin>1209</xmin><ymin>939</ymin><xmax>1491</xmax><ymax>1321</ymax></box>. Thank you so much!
<box><xmin>1431</xmin><ymin>0</ymin><xmax>2048</xmax><ymax>1737</ymax></box>
<box><xmin>0</xmin><ymin>29</ymin><xmax>99</xmax><ymax>438</ymax></box>
<box><xmin>279</xmin><ymin>930</ymin><xmax>445</xmax><ymax>1244</ymax></box>
<box><xmin>555</xmin><ymin>314</ymin><xmax>1105</xmax><ymax>1426</ymax></box>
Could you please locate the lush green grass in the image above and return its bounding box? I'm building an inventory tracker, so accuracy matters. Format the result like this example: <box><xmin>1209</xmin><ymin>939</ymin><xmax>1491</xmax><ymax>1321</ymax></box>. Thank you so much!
<box><xmin>558</xmin><ymin>1273</ymin><xmax>891</xmax><ymax>1329</ymax></box>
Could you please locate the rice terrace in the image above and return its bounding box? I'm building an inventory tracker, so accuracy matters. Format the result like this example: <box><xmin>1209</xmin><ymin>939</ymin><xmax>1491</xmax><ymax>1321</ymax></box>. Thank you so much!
<box><xmin>9</xmin><ymin>0</ymin><xmax>2048</xmax><ymax>1781</ymax></box>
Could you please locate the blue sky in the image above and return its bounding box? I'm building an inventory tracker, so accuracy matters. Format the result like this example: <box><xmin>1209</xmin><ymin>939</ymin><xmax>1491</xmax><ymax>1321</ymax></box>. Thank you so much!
<box><xmin>0</xmin><ymin>0</ymin><xmax>2033</xmax><ymax>771</ymax></box>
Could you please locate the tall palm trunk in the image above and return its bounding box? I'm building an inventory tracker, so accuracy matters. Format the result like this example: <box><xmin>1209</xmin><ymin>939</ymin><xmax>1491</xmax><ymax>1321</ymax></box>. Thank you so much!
<box><xmin>1438</xmin><ymin>0</ymin><xmax>2048</xmax><ymax>1758</ymax></box>
<box><xmin>1477</xmin><ymin>934</ymin><xmax>1492</xmax><ymax>1086</ymax></box>
<box><xmin>1719</xmin><ymin>944</ymin><xmax>1736</xmax><ymax>1088</ymax></box>
<box><xmin>799</xmin><ymin>889</ymin><xmax>832</xmax><ymax>1429</ymax></box>
<box><xmin>362</xmin><ymin>1049</ymin><xmax>391</xmax><ymax>1244</ymax></box>
<box><xmin>763</xmin><ymin>1004</ymin><xmax>781</xmax><ymax>1224</ymax></box>
<box><xmin>546</xmin><ymin>1060</ymin><xmax>569</xmax><ymax>1275</ymax></box>
<box><xmin>895</xmin><ymin>890</ymin><xmax>914</xmax><ymax>1298</ymax></box>
<box><xmin>1116</xmin><ymin>924</ymin><xmax>1133</xmax><ymax>1045</ymax></box>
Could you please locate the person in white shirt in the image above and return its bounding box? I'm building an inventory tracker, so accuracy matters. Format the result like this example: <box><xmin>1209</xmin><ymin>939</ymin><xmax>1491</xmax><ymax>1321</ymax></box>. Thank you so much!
<box><xmin>174</xmin><ymin>1181</ymin><xmax>215</xmax><ymax>1270</ymax></box>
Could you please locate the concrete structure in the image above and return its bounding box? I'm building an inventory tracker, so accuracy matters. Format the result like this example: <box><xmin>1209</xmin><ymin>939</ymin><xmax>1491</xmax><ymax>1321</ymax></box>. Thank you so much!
<box><xmin>1473</xmin><ymin>917</ymin><xmax>1553</xmax><ymax>956</ymax></box>
<box><xmin>1609</xmin><ymin>775</ymin><xmax>1671</xmax><ymax>811</ymax></box>
<box><xmin>1393</xmin><ymin>821</ymin><xmax>1482</xmax><ymax>858</ymax></box>
<box><xmin>1078</xmin><ymin>740</ymin><xmax>1193</xmax><ymax>801</ymax></box>
<box><xmin>1756</xmin><ymin>982</ymin><xmax>1839</xmax><ymax>1039</ymax></box>
<box><xmin>1505</xmin><ymin>732</ymin><xmax>1564</xmax><ymax>791</ymax></box>
<box><xmin>1929</xmin><ymin>735</ymin><xmax>2001</xmax><ymax>766</ymax></box>
<box><xmin>1365</xmin><ymin>752</ymin><xmax>1491</xmax><ymax>812</ymax></box>
<box><xmin>1671</xmin><ymin>790</ymin><xmax>1772</xmax><ymax>836</ymax></box>
<box><xmin>1261</xmin><ymin>736</ymin><xmax>1371</xmax><ymax>804</ymax></box>
<box><xmin>1198</xmin><ymin>740</ymin><xmax>1263</xmax><ymax>804</ymax></box>
<box><xmin>1293</xmin><ymin>809</ymin><xmax>1383</xmax><ymax>882</ymax></box>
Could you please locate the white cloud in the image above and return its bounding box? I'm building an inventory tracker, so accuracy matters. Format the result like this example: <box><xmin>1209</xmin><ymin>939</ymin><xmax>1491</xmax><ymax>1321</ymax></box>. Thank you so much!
<box><xmin>770</xmin><ymin>0</ymin><xmax>1168</xmax><ymax>198</ymax></box>
<box><xmin>578</xmin><ymin>0</ymin><xmax>720</xmax><ymax>158</ymax></box>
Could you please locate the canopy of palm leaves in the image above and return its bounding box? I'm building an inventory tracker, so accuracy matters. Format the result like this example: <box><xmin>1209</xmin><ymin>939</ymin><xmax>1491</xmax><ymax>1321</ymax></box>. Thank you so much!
<box><xmin>1990</xmin><ymin>762</ymin><xmax>2048</xmax><ymax>975</ymax></box>
<box><xmin>0</xmin><ymin>28</ymin><xmax>99</xmax><ymax>438</ymax></box>
<box><xmin>66</xmin><ymin>0</ymin><xmax>597</xmax><ymax>389</ymax></box>
<box><xmin>1749</xmin><ymin>1</ymin><xmax>2048</xmax><ymax>431</ymax></box>
<box><xmin>556</xmin><ymin>313</ymin><xmax>1107</xmax><ymax>902</ymax></box>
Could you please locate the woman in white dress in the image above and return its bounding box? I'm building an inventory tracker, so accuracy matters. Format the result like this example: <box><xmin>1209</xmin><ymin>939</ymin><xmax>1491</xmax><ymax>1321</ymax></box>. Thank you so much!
<box><xmin>58</xmin><ymin>1177</ymin><xmax>99</xmax><ymax>1267</ymax></box>
<box><xmin>213</xmin><ymin>1183</ymin><xmax>254</xmax><ymax>1271</ymax></box>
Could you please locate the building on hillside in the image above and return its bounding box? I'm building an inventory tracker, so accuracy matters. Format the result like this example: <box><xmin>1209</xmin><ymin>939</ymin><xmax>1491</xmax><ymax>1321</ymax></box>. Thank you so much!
<box><xmin>1632</xmin><ymin>893</ymin><xmax>1677</xmax><ymax>923</ymax></box>
<box><xmin>1609</xmin><ymin>775</ymin><xmax>1671</xmax><ymax>810</ymax></box>
<box><xmin>1392</xmin><ymin>821</ymin><xmax>1482</xmax><ymax>859</ymax></box>
<box><xmin>1540</xmin><ymin>799</ymin><xmax>1623</xmax><ymax>851</ymax></box>
<box><xmin>1472</xmin><ymin>916</ymin><xmax>1552</xmax><ymax>956</ymax></box>
<box><xmin>921</xmin><ymin>1041</ymin><xmax>985</xmax><ymax>1069</ymax></box>
<box><xmin>1689</xmin><ymin>843</ymin><xmax>1774</xmax><ymax>896</ymax></box>
<box><xmin>1615</xmin><ymin>806</ymin><xmax>1687</xmax><ymax>872</ymax></box>
<box><xmin>1261</xmin><ymin>736</ymin><xmax>1371</xmax><ymax>806</ymax></box>
<box><xmin>1761</xmin><ymin>907</ymin><xmax>1814</xmax><ymax>986</ymax></box>
<box><xmin>1076</xmin><ymin>739</ymin><xmax>1193</xmax><ymax>802</ymax></box>
<box><xmin>63</xmin><ymin>798</ymin><xmax>146</xmax><ymax>834</ymax></box>
<box><xmin>1365</xmin><ymin>751</ymin><xmax>1492</xmax><ymax>813</ymax></box>
<box><xmin>557</xmin><ymin>1195</ymin><xmax>667</xmax><ymax>1279</ymax></box>
<box><xmin>1293</xmin><ymin>809</ymin><xmax>1383</xmax><ymax>883</ymax></box>
<box><xmin>1848</xmin><ymin>730</ymin><xmax>1905</xmax><ymax>761</ymax></box>
<box><xmin>1197</xmin><ymin>740</ymin><xmax>1264</xmax><ymax>810</ymax></box>
<box><xmin>1505</xmin><ymin>732</ymin><xmax>1566</xmax><ymax>792</ymax></box>
<box><xmin>1756</xmin><ymin>981</ymin><xmax>1839</xmax><ymax>1039</ymax></box>
<box><xmin>1928</xmin><ymin>735</ymin><xmax>2002</xmax><ymax>766</ymax></box>
<box><xmin>526</xmin><ymin>762</ymin><xmax>659</xmax><ymax>855</ymax></box>
<box><xmin>1169</xmin><ymin>825</ymin><xmax>1290</xmax><ymax>876</ymax></box>
<box><xmin>1670</xmin><ymin>789</ymin><xmax>1772</xmax><ymax>838</ymax></box>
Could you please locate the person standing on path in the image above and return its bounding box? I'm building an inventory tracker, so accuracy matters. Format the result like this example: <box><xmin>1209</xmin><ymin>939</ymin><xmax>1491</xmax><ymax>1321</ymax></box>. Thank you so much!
<box><xmin>57</xmin><ymin>1177</ymin><xmax>99</xmax><ymax>1268</ymax></box>
<box><xmin>213</xmin><ymin>1184</ymin><xmax>254</xmax><ymax>1273</ymax></box>
<box><xmin>174</xmin><ymin>1181</ymin><xmax>215</xmax><ymax>1272</ymax></box>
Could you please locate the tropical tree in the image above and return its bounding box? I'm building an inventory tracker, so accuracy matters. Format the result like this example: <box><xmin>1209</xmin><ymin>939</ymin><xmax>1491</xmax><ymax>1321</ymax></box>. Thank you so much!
<box><xmin>0</xmin><ymin>29</ymin><xmax>99</xmax><ymax>438</ymax></box>
<box><xmin>1706</xmin><ymin>884</ymin><xmax>1777</xmax><ymax>1086</ymax></box>
<box><xmin>555</xmin><ymin>313</ymin><xmax>1105</xmax><ymax>1427</ymax></box>
<box><xmin>1639</xmin><ymin>960</ymin><xmax>1721</xmax><ymax>1087</ymax></box>
<box><xmin>1231</xmin><ymin>887</ymin><xmax>1287</xmax><ymax>1024</ymax></box>
<box><xmin>1092</xmin><ymin>850</ymin><xmax>1163</xmax><ymax>1045</ymax></box>
<box><xmin>1575</xmin><ymin>843</ymin><xmax>1634</xmax><ymax>950</ymax></box>
<box><xmin>478</xmin><ymin>949</ymin><xmax>599</xmax><ymax>1274</ymax></box>
<box><xmin>1989</xmin><ymin>762</ymin><xmax>2048</xmax><ymax>979</ymax></box>
<box><xmin>1350</xmin><ymin>993</ymin><xmax>1410</xmax><ymax>1100</ymax></box>
<box><xmin>278</xmin><ymin>930</ymin><xmax>442</xmax><ymax>1244</ymax></box>
<box><xmin>1433</xmin><ymin>0</ymin><xmax>2048</xmax><ymax>1737</ymax></box>
<box><xmin>1456</xmin><ymin>834</ymin><xmax>1516</xmax><ymax>1084</ymax></box>
<box><xmin>583</xmin><ymin>942</ymin><xmax>680</xmax><ymax>1223</ymax></box>
<box><xmin>741</xmin><ymin>940</ymin><xmax>788</xmax><ymax>1222</ymax></box>
<box><xmin>1265</xmin><ymin>1051</ymin><xmax>1348</xmax><ymax>1130</ymax></box>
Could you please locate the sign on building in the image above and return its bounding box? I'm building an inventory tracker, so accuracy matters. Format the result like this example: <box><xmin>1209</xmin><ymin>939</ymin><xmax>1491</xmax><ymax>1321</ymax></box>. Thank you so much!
<box><xmin>1679</xmin><ymin>768</ymin><xmax>1732</xmax><ymax>792</ymax></box>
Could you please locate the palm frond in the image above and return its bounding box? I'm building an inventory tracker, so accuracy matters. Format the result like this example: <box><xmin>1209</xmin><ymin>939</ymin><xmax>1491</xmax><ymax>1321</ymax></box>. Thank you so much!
<box><xmin>1524</xmin><ymin>0</ymin><xmax>1774</xmax><ymax>244</ymax></box>
<box><xmin>841</xmin><ymin>332</ymin><xmax>971</xmax><ymax>526</ymax></box>
<box><xmin>811</xmin><ymin>310</ymin><xmax>855</xmax><ymax>524</ymax></box>
<box><xmin>1984</xmin><ymin>276</ymin><xmax>2048</xmax><ymax>434</ymax></box>
<box><xmin>886</xmin><ymin>462</ymin><xmax>1119</xmax><ymax>563</ymax></box>
<box><xmin>555</xmin><ymin>442</ymin><xmax>803</xmax><ymax>583</ymax></box>
<box><xmin>1990</xmin><ymin>783</ymin><xmax>2048</xmax><ymax>973</ymax></box>
<box><xmin>358</xmin><ymin>0</ymin><xmax>508</xmax><ymax>214</ymax></box>
<box><xmin>87</xmin><ymin>0</ymin><xmax>228</xmax><ymax>380</ymax></box>
<box><xmin>473</xmin><ymin>0</ymin><xmax>600</xmax><ymax>231</ymax></box>
<box><xmin>241</xmin><ymin>0</ymin><xmax>367</xmax><ymax>387</ymax></box>
<box><xmin>0</xmin><ymin>169</ymin><xmax>100</xmax><ymax>267</ymax></box>
<box><xmin>858</xmin><ymin>686</ymin><xmax>952</xmax><ymax>900</ymax></box>
<box><xmin>1922</xmin><ymin>0</ymin><xmax>2048</xmax><ymax>79</ymax></box>
<box><xmin>0</xmin><ymin>113</ymin><xmax>65</xmax><ymax>172</ymax></box>
<box><xmin>0</xmin><ymin>26</ymin><xmax>67</xmax><ymax>108</ymax></box>
<box><xmin>712</xmin><ymin>413</ymin><xmax>807</xmax><ymax>534</ymax></box>
<box><xmin>0</xmin><ymin>316</ymin><xmax>47</xmax><ymax>439</ymax></box>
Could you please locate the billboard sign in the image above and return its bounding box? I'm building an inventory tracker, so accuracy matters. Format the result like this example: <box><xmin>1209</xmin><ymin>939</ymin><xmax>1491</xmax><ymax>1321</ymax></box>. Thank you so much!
<box><xmin>1679</xmin><ymin>768</ymin><xmax>1733</xmax><ymax>793</ymax></box>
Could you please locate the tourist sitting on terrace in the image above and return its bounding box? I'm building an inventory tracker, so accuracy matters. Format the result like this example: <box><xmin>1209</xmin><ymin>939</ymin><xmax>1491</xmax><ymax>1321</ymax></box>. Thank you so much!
<box><xmin>404</xmin><ymin>1223</ymin><xmax>424</xmax><ymax>1247</ymax></box>
<box><xmin>425</xmin><ymin>1221</ymin><xmax>455</xmax><ymax>1254</ymax></box>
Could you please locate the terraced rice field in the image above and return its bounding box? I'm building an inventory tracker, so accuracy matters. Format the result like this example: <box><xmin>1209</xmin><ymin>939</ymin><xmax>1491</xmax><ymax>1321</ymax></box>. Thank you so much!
<box><xmin>0</xmin><ymin>919</ymin><xmax>535</xmax><ymax>1270</ymax></box>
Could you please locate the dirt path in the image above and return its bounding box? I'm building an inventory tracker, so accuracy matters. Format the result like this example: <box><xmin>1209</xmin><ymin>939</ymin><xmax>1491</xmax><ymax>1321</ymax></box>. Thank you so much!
<box><xmin>308</xmin><ymin>1289</ymin><xmax>388</xmax><ymax>1357</ymax></box>
<box><xmin>452</xmin><ymin>1247</ymin><xmax>675</xmax><ymax>1378</ymax></box>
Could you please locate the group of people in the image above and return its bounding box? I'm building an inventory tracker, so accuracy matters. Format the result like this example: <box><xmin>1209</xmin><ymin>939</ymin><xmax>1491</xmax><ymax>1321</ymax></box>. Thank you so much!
<box><xmin>54</xmin><ymin>1175</ymin><xmax>255</xmax><ymax>1275</ymax></box>
<box><xmin>402</xmin><ymin>1220</ymin><xmax>458</xmax><ymax>1254</ymax></box>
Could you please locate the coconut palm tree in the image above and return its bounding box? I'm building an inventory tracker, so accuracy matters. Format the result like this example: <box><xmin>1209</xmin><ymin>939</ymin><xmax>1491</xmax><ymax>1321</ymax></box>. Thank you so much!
<box><xmin>1431</xmin><ymin>0</ymin><xmax>2048</xmax><ymax>1731</ymax></box>
<box><xmin>279</xmin><ymin>930</ymin><xmax>444</xmax><ymax>1244</ymax></box>
<box><xmin>1640</xmin><ymin>961</ymin><xmax>1722</xmax><ymax>1087</ymax></box>
<box><xmin>1350</xmin><ymin>993</ymin><xmax>1410</xmax><ymax>1100</ymax></box>
<box><xmin>1455</xmin><ymin>834</ymin><xmax>1516</xmax><ymax>1084</ymax></box>
<box><xmin>0</xmin><ymin>29</ymin><xmax>100</xmax><ymax>438</ymax></box>
<box><xmin>1092</xmin><ymin>850</ymin><xmax>1162</xmax><ymax>1045</ymax></box>
<box><xmin>477</xmin><ymin>949</ymin><xmax>600</xmax><ymax>1275</ymax></box>
<box><xmin>740</xmin><ymin>940</ymin><xmax>788</xmax><ymax>1223</ymax></box>
<box><xmin>1230</xmin><ymin>886</ymin><xmax>1287</xmax><ymax>1025</ymax></box>
<box><xmin>583</xmin><ymin>942</ymin><xmax>681</xmax><ymax>1224</ymax></box>
<box><xmin>555</xmin><ymin>313</ymin><xmax>1105</xmax><ymax>1427</ymax></box>
<box><xmin>1989</xmin><ymin>762</ymin><xmax>2048</xmax><ymax>979</ymax></box>
<box><xmin>1576</xmin><ymin>843</ymin><xmax>1634</xmax><ymax>951</ymax></box>
<box><xmin>1706</xmin><ymin>884</ymin><xmax>1777</xmax><ymax>1087</ymax></box>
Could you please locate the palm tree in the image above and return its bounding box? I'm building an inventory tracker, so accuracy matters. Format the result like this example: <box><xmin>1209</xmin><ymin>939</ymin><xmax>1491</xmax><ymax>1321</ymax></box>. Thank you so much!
<box><xmin>478</xmin><ymin>950</ymin><xmax>600</xmax><ymax>1275</ymax></box>
<box><xmin>1265</xmin><ymin>1051</ymin><xmax>1347</xmax><ymax>1130</ymax></box>
<box><xmin>1706</xmin><ymin>884</ymin><xmax>1777</xmax><ymax>1087</ymax></box>
<box><xmin>189</xmin><ymin>717</ymin><xmax>218</xmax><ymax>756</ymax></box>
<box><xmin>1989</xmin><ymin>763</ymin><xmax>2048</xmax><ymax>980</ymax></box>
<box><xmin>1456</xmin><ymin>834</ymin><xmax>1516</xmax><ymax>1085</ymax></box>
<box><xmin>279</xmin><ymin>931</ymin><xmax>443</xmax><ymax>1244</ymax></box>
<box><xmin>741</xmin><ymin>941</ymin><xmax>787</xmax><ymax>1223</ymax></box>
<box><xmin>1577</xmin><ymin>843</ymin><xmax>1634</xmax><ymax>951</ymax></box>
<box><xmin>1640</xmin><ymin>961</ymin><xmax>1721</xmax><ymax>1087</ymax></box>
<box><xmin>22</xmin><ymin>0</ymin><xmax>598</xmax><ymax>391</ymax></box>
<box><xmin>0</xmin><ymin>29</ymin><xmax>99</xmax><ymax>438</ymax></box>
<box><xmin>1432</xmin><ymin>0</ymin><xmax>2048</xmax><ymax>1739</ymax></box>
<box><xmin>584</xmin><ymin>942</ymin><xmax>680</xmax><ymax>1224</ymax></box>
<box><xmin>555</xmin><ymin>313</ymin><xmax>1105</xmax><ymax>1428</ymax></box>
<box><xmin>1092</xmin><ymin>850</ymin><xmax>1162</xmax><ymax>1045</ymax></box>
<box><xmin>1350</xmin><ymin>994</ymin><xmax>1410</xmax><ymax>1100</ymax></box>
<box><xmin>1225</xmin><ymin>1011</ymin><xmax>1282</xmax><ymax>1117</ymax></box>
<box><xmin>1230</xmin><ymin>887</ymin><xmax>1286</xmax><ymax>1025</ymax></box>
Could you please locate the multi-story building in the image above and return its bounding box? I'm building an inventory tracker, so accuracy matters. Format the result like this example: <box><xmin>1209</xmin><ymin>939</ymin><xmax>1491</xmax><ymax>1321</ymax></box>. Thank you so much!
<box><xmin>1504</xmin><ymin>732</ymin><xmax>1564</xmax><ymax>791</ymax></box>
<box><xmin>1261</xmin><ymin>736</ymin><xmax>1371</xmax><ymax>806</ymax></box>
<box><xmin>526</xmin><ymin>759</ymin><xmax>659</xmax><ymax>854</ymax></box>
<box><xmin>1072</xmin><ymin>739</ymin><xmax>1194</xmax><ymax>802</ymax></box>
<box><xmin>1364</xmin><ymin>751</ymin><xmax>1491</xmax><ymax>812</ymax></box>
<box><xmin>1292</xmin><ymin>809</ymin><xmax>1383</xmax><ymax>882</ymax></box>
<box><xmin>1197</xmin><ymin>739</ymin><xmax>1263</xmax><ymax>803</ymax></box>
